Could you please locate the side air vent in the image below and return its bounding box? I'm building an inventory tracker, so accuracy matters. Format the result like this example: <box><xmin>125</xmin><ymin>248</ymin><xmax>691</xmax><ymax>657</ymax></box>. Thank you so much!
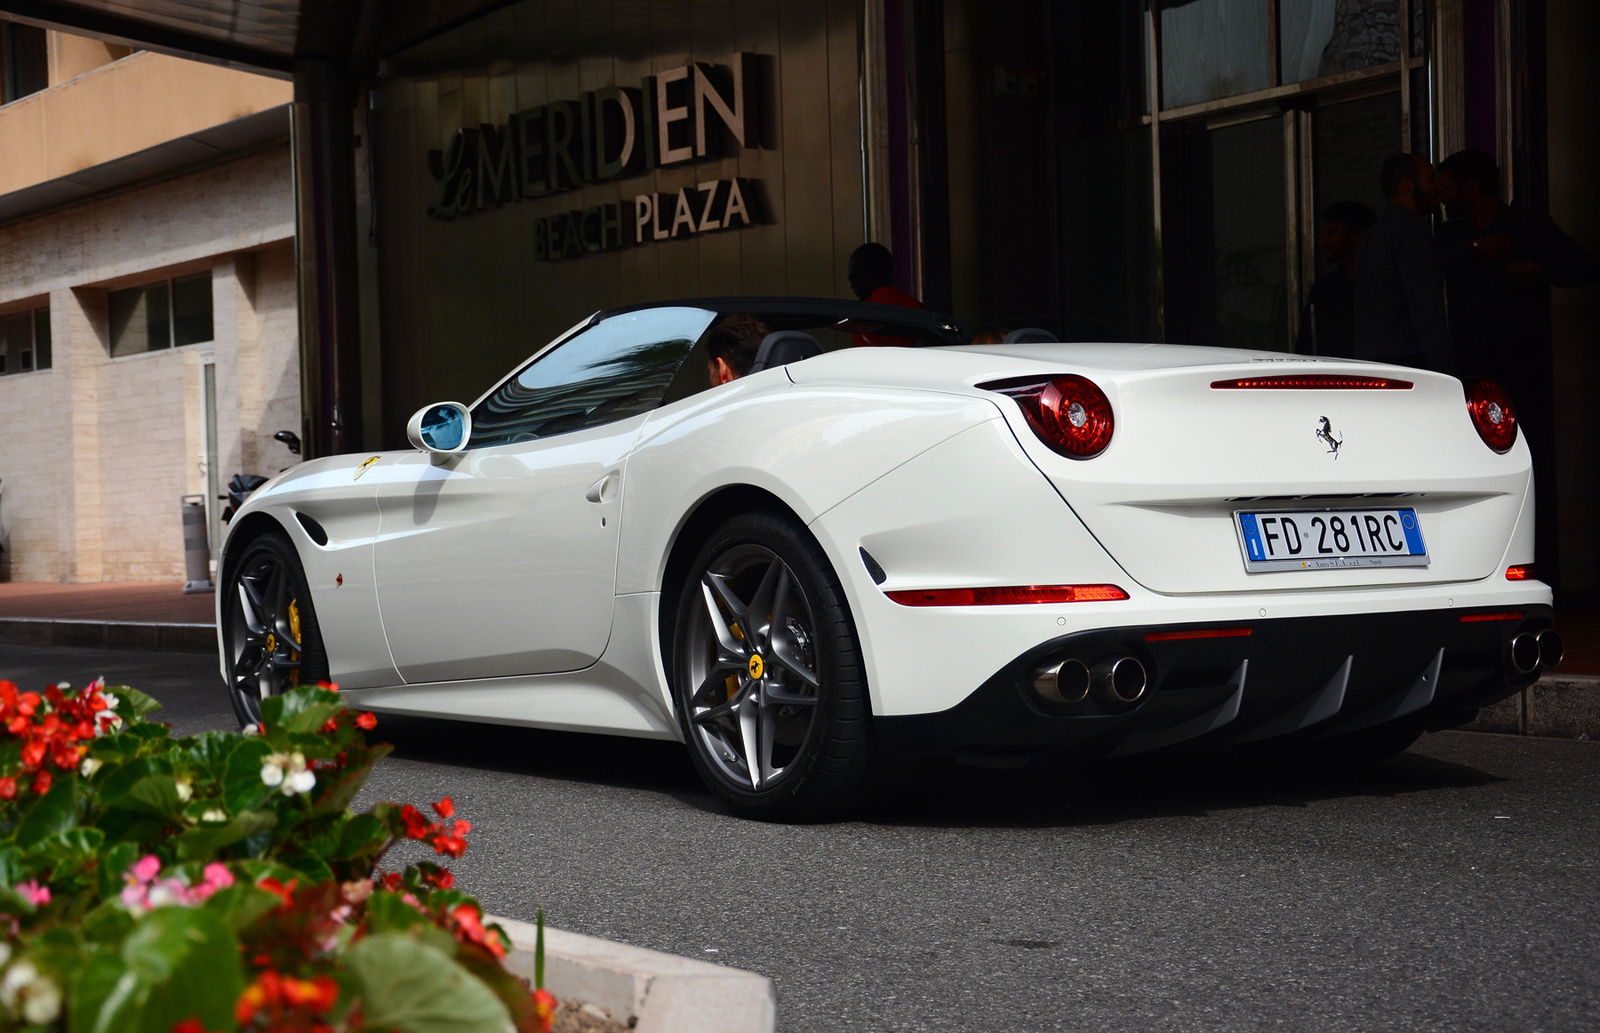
<box><xmin>859</xmin><ymin>547</ymin><xmax>887</xmax><ymax>585</ymax></box>
<box><xmin>295</xmin><ymin>511</ymin><xmax>330</xmax><ymax>547</ymax></box>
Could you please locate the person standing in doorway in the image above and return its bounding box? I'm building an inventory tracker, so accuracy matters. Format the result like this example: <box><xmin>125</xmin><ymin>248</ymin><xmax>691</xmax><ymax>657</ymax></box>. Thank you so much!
<box><xmin>1353</xmin><ymin>154</ymin><xmax>1454</xmax><ymax>374</ymax></box>
<box><xmin>846</xmin><ymin>242</ymin><xmax>923</xmax><ymax>347</ymax></box>
<box><xmin>1298</xmin><ymin>201</ymin><xmax>1376</xmax><ymax>357</ymax></box>
<box><xmin>1435</xmin><ymin>147</ymin><xmax>1600</xmax><ymax>589</ymax></box>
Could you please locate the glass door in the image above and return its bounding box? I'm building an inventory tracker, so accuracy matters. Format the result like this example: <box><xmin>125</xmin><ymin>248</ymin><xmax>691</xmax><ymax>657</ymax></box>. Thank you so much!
<box><xmin>1162</xmin><ymin>112</ymin><xmax>1289</xmax><ymax>351</ymax></box>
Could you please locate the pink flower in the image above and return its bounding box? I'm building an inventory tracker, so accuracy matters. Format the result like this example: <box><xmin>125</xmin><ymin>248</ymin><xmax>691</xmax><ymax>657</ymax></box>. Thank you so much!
<box><xmin>15</xmin><ymin>880</ymin><xmax>49</xmax><ymax>906</ymax></box>
<box><xmin>201</xmin><ymin>864</ymin><xmax>234</xmax><ymax>892</ymax></box>
<box><xmin>128</xmin><ymin>855</ymin><xmax>161</xmax><ymax>884</ymax></box>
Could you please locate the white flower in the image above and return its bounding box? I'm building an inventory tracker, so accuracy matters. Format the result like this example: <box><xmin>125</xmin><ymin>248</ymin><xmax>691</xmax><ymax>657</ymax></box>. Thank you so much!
<box><xmin>20</xmin><ymin>976</ymin><xmax>60</xmax><ymax>1024</ymax></box>
<box><xmin>145</xmin><ymin>884</ymin><xmax>179</xmax><ymax>908</ymax></box>
<box><xmin>242</xmin><ymin>723</ymin><xmax>259</xmax><ymax>736</ymax></box>
<box><xmin>285</xmin><ymin>769</ymin><xmax>316</xmax><ymax>796</ymax></box>
<box><xmin>0</xmin><ymin>959</ymin><xmax>37</xmax><ymax>1007</ymax></box>
<box><xmin>54</xmin><ymin>682</ymin><xmax>69</xmax><ymax>692</ymax></box>
<box><xmin>80</xmin><ymin>757</ymin><xmax>102</xmax><ymax>778</ymax></box>
<box><xmin>99</xmin><ymin>691</ymin><xmax>117</xmax><ymax>710</ymax></box>
<box><xmin>174</xmin><ymin>779</ymin><xmax>193</xmax><ymax>802</ymax></box>
<box><xmin>260</xmin><ymin>761</ymin><xmax>285</xmax><ymax>788</ymax></box>
<box><xmin>201</xmin><ymin>808</ymin><xmax>227</xmax><ymax>823</ymax></box>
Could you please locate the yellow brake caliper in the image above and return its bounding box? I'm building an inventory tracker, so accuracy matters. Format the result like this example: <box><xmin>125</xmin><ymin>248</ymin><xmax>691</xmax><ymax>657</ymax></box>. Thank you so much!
<box><xmin>287</xmin><ymin>599</ymin><xmax>302</xmax><ymax>687</ymax></box>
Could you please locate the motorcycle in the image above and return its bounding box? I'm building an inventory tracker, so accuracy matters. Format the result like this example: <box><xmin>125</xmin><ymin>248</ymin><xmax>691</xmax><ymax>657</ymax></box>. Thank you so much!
<box><xmin>220</xmin><ymin>431</ymin><xmax>302</xmax><ymax>524</ymax></box>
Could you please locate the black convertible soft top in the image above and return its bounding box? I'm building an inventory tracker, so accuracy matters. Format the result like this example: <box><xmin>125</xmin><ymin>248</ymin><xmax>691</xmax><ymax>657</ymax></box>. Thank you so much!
<box><xmin>595</xmin><ymin>296</ymin><xmax>973</xmax><ymax>348</ymax></box>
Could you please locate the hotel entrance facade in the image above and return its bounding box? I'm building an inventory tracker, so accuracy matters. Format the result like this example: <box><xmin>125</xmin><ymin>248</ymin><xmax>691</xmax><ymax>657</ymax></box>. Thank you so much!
<box><xmin>0</xmin><ymin>0</ymin><xmax>1595</xmax><ymax>601</ymax></box>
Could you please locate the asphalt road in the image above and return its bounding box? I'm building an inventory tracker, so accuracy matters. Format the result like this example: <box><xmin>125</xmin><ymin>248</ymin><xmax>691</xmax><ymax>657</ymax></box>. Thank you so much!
<box><xmin>3</xmin><ymin>643</ymin><xmax>1598</xmax><ymax>1032</ymax></box>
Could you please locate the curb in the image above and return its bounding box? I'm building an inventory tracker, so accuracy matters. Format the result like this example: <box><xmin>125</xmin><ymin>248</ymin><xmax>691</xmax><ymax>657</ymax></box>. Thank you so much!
<box><xmin>0</xmin><ymin>617</ymin><xmax>215</xmax><ymax>654</ymax></box>
<box><xmin>493</xmin><ymin>917</ymin><xmax>776</xmax><ymax>1033</ymax></box>
<box><xmin>1463</xmin><ymin>673</ymin><xmax>1600</xmax><ymax>739</ymax></box>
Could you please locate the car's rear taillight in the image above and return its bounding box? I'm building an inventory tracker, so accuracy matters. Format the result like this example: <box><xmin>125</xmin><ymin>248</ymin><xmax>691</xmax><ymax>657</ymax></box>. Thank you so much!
<box><xmin>984</xmin><ymin>374</ymin><xmax>1114</xmax><ymax>459</ymax></box>
<box><xmin>1466</xmin><ymin>379</ymin><xmax>1517</xmax><ymax>452</ymax></box>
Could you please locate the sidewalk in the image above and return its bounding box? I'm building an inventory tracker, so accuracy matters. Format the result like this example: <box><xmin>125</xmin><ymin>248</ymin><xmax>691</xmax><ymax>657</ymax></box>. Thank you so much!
<box><xmin>0</xmin><ymin>581</ymin><xmax>215</xmax><ymax>653</ymax></box>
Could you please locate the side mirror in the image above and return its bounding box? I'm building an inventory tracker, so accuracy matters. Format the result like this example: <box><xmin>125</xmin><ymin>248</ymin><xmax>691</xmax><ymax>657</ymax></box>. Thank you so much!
<box><xmin>407</xmin><ymin>402</ymin><xmax>471</xmax><ymax>461</ymax></box>
<box><xmin>273</xmin><ymin>430</ymin><xmax>301</xmax><ymax>456</ymax></box>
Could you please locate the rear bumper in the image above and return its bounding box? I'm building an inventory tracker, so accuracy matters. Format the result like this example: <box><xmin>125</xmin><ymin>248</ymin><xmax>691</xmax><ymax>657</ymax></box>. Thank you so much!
<box><xmin>875</xmin><ymin>605</ymin><xmax>1553</xmax><ymax>763</ymax></box>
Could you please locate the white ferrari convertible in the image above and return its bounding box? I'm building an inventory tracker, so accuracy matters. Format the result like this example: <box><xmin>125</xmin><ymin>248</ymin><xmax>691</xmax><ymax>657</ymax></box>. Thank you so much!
<box><xmin>218</xmin><ymin>298</ymin><xmax>1560</xmax><ymax>819</ymax></box>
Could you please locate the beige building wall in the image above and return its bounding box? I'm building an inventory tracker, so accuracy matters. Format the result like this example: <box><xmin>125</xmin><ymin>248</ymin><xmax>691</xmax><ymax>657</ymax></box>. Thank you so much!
<box><xmin>0</xmin><ymin>146</ymin><xmax>297</xmax><ymax>583</ymax></box>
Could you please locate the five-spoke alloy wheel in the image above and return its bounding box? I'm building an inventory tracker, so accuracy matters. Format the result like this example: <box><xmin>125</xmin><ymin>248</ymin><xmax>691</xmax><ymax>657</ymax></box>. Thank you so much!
<box><xmin>673</xmin><ymin>511</ymin><xmax>873</xmax><ymax>820</ymax></box>
<box><xmin>223</xmin><ymin>532</ymin><xmax>327</xmax><ymax>726</ymax></box>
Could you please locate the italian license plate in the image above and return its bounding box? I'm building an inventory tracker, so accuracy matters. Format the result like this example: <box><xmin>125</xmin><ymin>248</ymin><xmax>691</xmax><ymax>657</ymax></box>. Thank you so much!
<box><xmin>1235</xmin><ymin>508</ymin><xmax>1428</xmax><ymax>572</ymax></box>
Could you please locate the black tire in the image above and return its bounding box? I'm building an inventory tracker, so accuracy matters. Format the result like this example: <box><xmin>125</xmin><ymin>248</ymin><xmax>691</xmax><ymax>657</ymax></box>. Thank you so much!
<box><xmin>221</xmin><ymin>530</ymin><xmax>329</xmax><ymax>727</ymax></box>
<box><xmin>670</xmin><ymin>511</ymin><xmax>874</xmax><ymax>821</ymax></box>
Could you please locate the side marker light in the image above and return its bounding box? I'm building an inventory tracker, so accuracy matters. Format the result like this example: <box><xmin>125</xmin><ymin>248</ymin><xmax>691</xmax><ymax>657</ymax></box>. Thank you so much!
<box><xmin>1505</xmin><ymin>565</ymin><xmax>1533</xmax><ymax>581</ymax></box>
<box><xmin>886</xmin><ymin>584</ymin><xmax>1129</xmax><ymax>606</ymax></box>
<box><xmin>1460</xmin><ymin>611</ymin><xmax>1525</xmax><ymax>623</ymax></box>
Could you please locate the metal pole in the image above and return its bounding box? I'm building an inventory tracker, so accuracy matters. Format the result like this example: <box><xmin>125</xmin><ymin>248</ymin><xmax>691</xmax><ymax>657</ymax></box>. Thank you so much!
<box><xmin>292</xmin><ymin>59</ymin><xmax>363</xmax><ymax>459</ymax></box>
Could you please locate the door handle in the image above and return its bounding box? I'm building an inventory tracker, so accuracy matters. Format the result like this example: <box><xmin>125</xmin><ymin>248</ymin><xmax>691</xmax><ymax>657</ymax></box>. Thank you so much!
<box><xmin>585</xmin><ymin>473</ymin><xmax>617</xmax><ymax>504</ymax></box>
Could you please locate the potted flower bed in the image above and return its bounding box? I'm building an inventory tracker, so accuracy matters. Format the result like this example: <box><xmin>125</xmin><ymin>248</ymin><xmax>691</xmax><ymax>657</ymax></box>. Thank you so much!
<box><xmin>0</xmin><ymin>678</ymin><xmax>560</xmax><ymax>1033</ymax></box>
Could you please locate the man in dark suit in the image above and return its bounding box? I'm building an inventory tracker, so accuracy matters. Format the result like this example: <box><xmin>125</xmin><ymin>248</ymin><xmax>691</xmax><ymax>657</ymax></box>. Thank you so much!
<box><xmin>1353</xmin><ymin>154</ymin><xmax>1453</xmax><ymax>373</ymax></box>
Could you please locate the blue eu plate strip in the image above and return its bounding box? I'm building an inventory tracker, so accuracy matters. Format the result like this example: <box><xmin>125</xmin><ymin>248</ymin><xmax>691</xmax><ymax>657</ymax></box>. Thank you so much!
<box><xmin>1239</xmin><ymin>513</ymin><xmax>1265</xmax><ymax>561</ymax></box>
<box><xmin>1399</xmin><ymin>509</ymin><xmax>1425</xmax><ymax>555</ymax></box>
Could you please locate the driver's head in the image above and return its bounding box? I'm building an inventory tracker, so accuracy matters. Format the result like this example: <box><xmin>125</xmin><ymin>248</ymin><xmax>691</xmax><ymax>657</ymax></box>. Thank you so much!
<box><xmin>706</xmin><ymin>313</ymin><xmax>772</xmax><ymax>385</ymax></box>
<box><xmin>847</xmin><ymin>242</ymin><xmax>895</xmax><ymax>300</ymax></box>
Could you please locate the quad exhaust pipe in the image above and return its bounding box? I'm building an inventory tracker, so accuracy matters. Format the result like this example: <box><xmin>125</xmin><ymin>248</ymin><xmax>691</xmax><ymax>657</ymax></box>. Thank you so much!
<box><xmin>1508</xmin><ymin>629</ymin><xmax>1563</xmax><ymax>675</ymax></box>
<box><xmin>1031</xmin><ymin>656</ymin><xmax>1147</xmax><ymax>707</ymax></box>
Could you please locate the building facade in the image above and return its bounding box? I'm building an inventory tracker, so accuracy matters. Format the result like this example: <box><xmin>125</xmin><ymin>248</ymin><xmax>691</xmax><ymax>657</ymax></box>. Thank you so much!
<box><xmin>0</xmin><ymin>0</ymin><xmax>1593</xmax><ymax>603</ymax></box>
<box><xmin>0</xmin><ymin>28</ymin><xmax>297</xmax><ymax>582</ymax></box>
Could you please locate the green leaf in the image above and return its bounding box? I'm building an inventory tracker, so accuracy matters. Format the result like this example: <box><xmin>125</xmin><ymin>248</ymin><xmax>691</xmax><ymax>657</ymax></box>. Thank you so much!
<box><xmin>80</xmin><ymin>898</ymin><xmax>136</xmax><ymax>946</ymax></box>
<box><xmin>260</xmin><ymin>686</ymin><xmax>343</xmax><ymax>734</ymax></box>
<box><xmin>17</xmin><ymin>776</ymin><xmax>79</xmax><ymax>849</ymax></box>
<box><xmin>311</xmin><ymin>743</ymin><xmax>393</xmax><ymax>818</ymax></box>
<box><xmin>365</xmin><ymin>890</ymin><xmax>429</xmax><ymax>934</ymax></box>
<box><xmin>127</xmin><ymin>724</ymin><xmax>171</xmax><ymax>742</ymax></box>
<box><xmin>0</xmin><ymin>884</ymin><xmax>36</xmax><ymax>915</ymax></box>
<box><xmin>26</xmin><ymin>827</ymin><xmax>106</xmax><ymax>877</ymax></box>
<box><xmin>98</xmin><ymin>759</ymin><xmax>181</xmax><ymax>818</ymax></box>
<box><xmin>97</xmin><ymin>843</ymin><xmax>142</xmax><ymax>900</ymax></box>
<box><xmin>200</xmin><ymin>883</ymin><xmax>281</xmax><ymax>933</ymax></box>
<box><xmin>346</xmin><ymin>932</ymin><xmax>513</xmax><ymax>1033</ymax></box>
<box><xmin>174</xmin><ymin>810</ymin><xmax>277</xmax><ymax>862</ymax></box>
<box><xmin>71</xmin><ymin>907</ymin><xmax>245</xmax><ymax>1033</ymax></box>
<box><xmin>108</xmin><ymin>686</ymin><xmax>164</xmax><ymax>719</ymax></box>
<box><xmin>221</xmin><ymin>739</ymin><xmax>274</xmax><ymax>815</ymax></box>
<box><xmin>0</xmin><ymin>846</ymin><xmax>25</xmax><ymax>886</ymax></box>
<box><xmin>278</xmin><ymin>853</ymin><xmax>335</xmax><ymax>884</ymax></box>
<box><xmin>335</xmin><ymin>813</ymin><xmax>390</xmax><ymax>858</ymax></box>
<box><xmin>183</xmin><ymin>731</ymin><xmax>239</xmax><ymax>770</ymax></box>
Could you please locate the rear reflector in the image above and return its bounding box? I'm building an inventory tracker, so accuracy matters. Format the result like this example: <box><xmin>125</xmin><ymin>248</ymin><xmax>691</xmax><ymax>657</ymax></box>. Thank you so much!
<box><xmin>886</xmin><ymin>584</ymin><xmax>1129</xmax><ymax>606</ymax></box>
<box><xmin>1210</xmin><ymin>374</ymin><xmax>1414</xmax><ymax>390</ymax></box>
<box><xmin>1505</xmin><ymin>564</ymin><xmax>1533</xmax><ymax>581</ymax></box>
<box><xmin>1460</xmin><ymin>611</ymin><xmax>1525</xmax><ymax>623</ymax></box>
<box><xmin>1143</xmin><ymin>627</ymin><xmax>1254</xmax><ymax>642</ymax></box>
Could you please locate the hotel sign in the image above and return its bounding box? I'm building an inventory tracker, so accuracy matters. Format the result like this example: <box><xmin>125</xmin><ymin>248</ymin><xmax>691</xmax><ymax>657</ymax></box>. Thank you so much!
<box><xmin>428</xmin><ymin>53</ymin><xmax>769</xmax><ymax>258</ymax></box>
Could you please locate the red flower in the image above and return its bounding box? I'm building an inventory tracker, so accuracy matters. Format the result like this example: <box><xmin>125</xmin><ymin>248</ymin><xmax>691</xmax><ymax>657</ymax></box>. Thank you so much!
<box><xmin>450</xmin><ymin>904</ymin><xmax>506</xmax><ymax>959</ymax></box>
<box><xmin>532</xmin><ymin>988</ymin><xmax>558</xmax><ymax>1033</ymax></box>
<box><xmin>379</xmin><ymin>872</ymin><xmax>404</xmax><ymax>892</ymax></box>
<box><xmin>281</xmin><ymin>975</ymin><xmax>338</xmax><ymax>1013</ymax></box>
<box><xmin>355</xmin><ymin>712</ymin><xmax>377</xmax><ymax>730</ymax></box>
<box><xmin>320</xmin><ymin>717</ymin><xmax>339</xmax><ymax>733</ymax></box>
<box><xmin>433</xmin><ymin>797</ymin><xmax>455</xmax><ymax>819</ymax></box>
<box><xmin>20</xmin><ymin>739</ymin><xmax>44</xmax><ymax>769</ymax></box>
<box><xmin>0</xmin><ymin>778</ymin><xmax>14</xmax><ymax>800</ymax></box>
<box><xmin>32</xmin><ymin>770</ymin><xmax>52</xmax><ymax>795</ymax></box>
<box><xmin>422</xmin><ymin>867</ymin><xmax>454</xmax><ymax>890</ymax></box>
<box><xmin>400</xmin><ymin>804</ymin><xmax>434</xmax><ymax>840</ymax></box>
<box><xmin>317</xmin><ymin>681</ymin><xmax>341</xmax><ymax>692</ymax></box>
<box><xmin>171</xmin><ymin>1019</ymin><xmax>207</xmax><ymax>1033</ymax></box>
<box><xmin>258</xmin><ymin>877</ymin><xmax>297</xmax><ymax>907</ymax></box>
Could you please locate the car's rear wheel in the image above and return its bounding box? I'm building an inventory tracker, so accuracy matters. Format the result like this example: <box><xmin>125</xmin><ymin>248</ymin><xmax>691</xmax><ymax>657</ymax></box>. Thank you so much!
<box><xmin>672</xmin><ymin>511</ymin><xmax>873</xmax><ymax>820</ymax></box>
<box><xmin>223</xmin><ymin>531</ymin><xmax>328</xmax><ymax>726</ymax></box>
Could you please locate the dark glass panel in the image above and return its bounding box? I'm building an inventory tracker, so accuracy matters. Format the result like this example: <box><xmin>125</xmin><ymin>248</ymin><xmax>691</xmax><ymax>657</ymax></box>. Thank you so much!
<box><xmin>1159</xmin><ymin>0</ymin><xmax>1270</xmax><ymax>109</ymax></box>
<box><xmin>1281</xmin><ymin>0</ymin><xmax>1402</xmax><ymax>84</ymax></box>
<box><xmin>172</xmin><ymin>273</ymin><xmax>214</xmax><ymax>346</ymax></box>
<box><xmin>32</xmin><ymin>308</ymin><xmax>48</xmax><ymax>370</ymax></box>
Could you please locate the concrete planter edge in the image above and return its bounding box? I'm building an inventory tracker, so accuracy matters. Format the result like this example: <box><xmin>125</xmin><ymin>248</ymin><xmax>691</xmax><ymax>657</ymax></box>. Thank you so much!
<box><xmin>491</xmin><ymin>916</ymin><xmax>777</xmax><ymax>1033</ymax></box>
